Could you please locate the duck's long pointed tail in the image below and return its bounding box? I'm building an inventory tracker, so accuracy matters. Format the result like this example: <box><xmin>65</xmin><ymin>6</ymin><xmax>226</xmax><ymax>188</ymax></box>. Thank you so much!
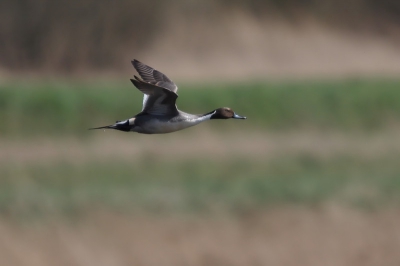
<box><xmin>88</xmin><ymin>120</ymin><xmax>131</xmax><ymax>132</ymax></box>
<box><xmin>88</xmin><ymin>125</ymin><xmax>115</xmax><ymax>130</ymax></box>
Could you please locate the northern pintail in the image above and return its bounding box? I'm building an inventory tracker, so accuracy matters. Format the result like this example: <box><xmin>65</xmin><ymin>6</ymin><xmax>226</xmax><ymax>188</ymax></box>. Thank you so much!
<box><xmin>90</xmin><ymin>60</ymin><xmax>246</xmax><ymax>134</ymax></box>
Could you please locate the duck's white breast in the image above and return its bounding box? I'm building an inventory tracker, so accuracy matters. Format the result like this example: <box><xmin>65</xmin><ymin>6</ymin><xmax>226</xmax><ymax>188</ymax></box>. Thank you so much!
<box><xmin>134</xmin><ymin>113</ymin><xmax>213</xmax><ymax>134</ymax></box>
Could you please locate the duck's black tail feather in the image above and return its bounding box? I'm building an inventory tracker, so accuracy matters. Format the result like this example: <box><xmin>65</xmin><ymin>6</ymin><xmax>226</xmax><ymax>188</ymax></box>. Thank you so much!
<box><xmin>88</xmin><ymin>125</ymin><xmax>115</xmax><ymax>130</ymax></box>
<box><xmin>88</xmin><ymin>120</ymin><xmax>130</xmax><ymax>132</ymax></box>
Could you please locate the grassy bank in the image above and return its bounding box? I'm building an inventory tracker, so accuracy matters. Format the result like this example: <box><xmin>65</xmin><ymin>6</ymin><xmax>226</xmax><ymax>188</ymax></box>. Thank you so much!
<box><xmin>1</xmin><ymin>152</ymin><xmax>400</xmax><ymax>218</ymax></box>
<box><xmin>0</xmin><ymin>79</ymin><xmax>400</xmax><ymax>137</ymax></box>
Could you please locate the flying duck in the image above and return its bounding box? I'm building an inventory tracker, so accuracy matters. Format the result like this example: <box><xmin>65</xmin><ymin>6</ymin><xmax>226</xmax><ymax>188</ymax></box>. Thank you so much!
<box><xmin>90</xmin><ymin>60</ymin><xmax>246</xmax><ymax>134</ymax></box>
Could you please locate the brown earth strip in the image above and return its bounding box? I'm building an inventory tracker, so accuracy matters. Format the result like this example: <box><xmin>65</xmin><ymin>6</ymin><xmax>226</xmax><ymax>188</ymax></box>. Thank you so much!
<box><xmin>1</xmin><ymin>129</ymin><xmax>400</xmax><ymax>165</ymax></box>
<box><xmin>0</xmin><ymin>206</ymin><xmax>399</xmax><ymax>266</ymax></box>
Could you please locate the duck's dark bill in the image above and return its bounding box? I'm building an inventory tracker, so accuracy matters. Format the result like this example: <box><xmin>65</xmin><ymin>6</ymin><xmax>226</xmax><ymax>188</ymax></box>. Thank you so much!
<box><xmin>233</xmin><ymin>113</ymin><xmax>246</xmax><ymax>119</ymax></box>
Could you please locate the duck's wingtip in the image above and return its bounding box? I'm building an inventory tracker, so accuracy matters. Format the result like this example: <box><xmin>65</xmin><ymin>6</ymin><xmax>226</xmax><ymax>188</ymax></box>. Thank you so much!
<box><xmin>131</xmin><ymin>59</ymin><xmax>142</xmax><ymax>66</ymax></box>
<box><xmin>130</xmin><ymin>78</ymin><xmax>139</xmax><ymax>85</ymax></box>
<box><xmin>131</xmin><ymin>75</ymin><xmax>143</xmax><ymax>83</ymax></box>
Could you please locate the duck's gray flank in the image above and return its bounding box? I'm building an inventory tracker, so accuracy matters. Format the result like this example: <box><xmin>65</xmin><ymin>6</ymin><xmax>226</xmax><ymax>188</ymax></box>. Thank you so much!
<box><xmin>90</xmin><ymin>59</ymin><xmax>246</xmax><ymax>134</ymax></box>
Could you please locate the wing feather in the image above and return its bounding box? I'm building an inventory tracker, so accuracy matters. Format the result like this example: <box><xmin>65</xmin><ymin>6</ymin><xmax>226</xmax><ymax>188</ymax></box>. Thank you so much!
<box><xmin>132</xmin><ymin>60</ymin><xmax>178</xmax><ymax>93</ymax></box>
<box><xmin>130</xmin><ymin>78</ymin><xmax>178</xmax><ymax>116</ymax></box>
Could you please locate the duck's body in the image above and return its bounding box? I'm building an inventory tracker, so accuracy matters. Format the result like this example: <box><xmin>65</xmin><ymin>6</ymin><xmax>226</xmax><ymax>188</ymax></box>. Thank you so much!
<box><xmin>90</xmin><ymin>60</ymin><xmax>246</xmax><ymax>134</ymax></box>
<box><xmin>116</xmin><ymin>111</ymin><xmax>215</xmax><ymax>134</ymax></box>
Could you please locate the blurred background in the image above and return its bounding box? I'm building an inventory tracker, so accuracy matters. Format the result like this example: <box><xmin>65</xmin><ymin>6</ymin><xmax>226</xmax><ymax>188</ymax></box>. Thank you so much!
<box><xmin>1</xmin><ymin>1</ymin><xmax>400</xmax><ymax>265</ymax></box>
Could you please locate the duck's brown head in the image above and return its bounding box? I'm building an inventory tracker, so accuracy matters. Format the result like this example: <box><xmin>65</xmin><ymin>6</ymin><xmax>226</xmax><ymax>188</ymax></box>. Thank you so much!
<box><xmin>210</xmin><ymin>107</ymin><xmax>246</xmax><ymax>120</ymax></box>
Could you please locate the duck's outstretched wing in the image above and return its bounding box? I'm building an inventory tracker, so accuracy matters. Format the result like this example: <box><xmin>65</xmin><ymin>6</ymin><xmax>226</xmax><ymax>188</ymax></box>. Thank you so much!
<box><xmin>130</xmin><ymin>76</ymin><xmax>179</xmax><ymax>116</ymax></box>
<box><xmin>131</xmin><ymin>59</ymin><xmax>178</xmax><ymax>93</ymax></box>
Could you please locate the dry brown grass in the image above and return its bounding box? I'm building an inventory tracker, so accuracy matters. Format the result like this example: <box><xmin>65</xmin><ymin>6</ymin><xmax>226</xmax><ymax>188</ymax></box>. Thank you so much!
<box><xmin>1</xmin><ymin>206</ymin><xmax>399</xmax><ymax>266</ymax></box>
<box><xmin>2</xmin><ymin>5</ymin><xmax>400</xmax><ymax>80</ymax></box>
<box><xmin>2</xmin><ymin>128</ymin><xmax>400</xmax><ymax>165</ymax></box>
<box><xmin>145</xmin><ymin>13</ymin><xmax>400</xmax><ymax>81</ymax></box>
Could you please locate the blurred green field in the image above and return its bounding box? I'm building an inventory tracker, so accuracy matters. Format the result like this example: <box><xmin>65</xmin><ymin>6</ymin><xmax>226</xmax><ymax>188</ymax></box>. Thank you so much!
<box><xmin>1</xmin><ymin>79</ymin><xmax>400</xmax><ymax>218</ymax></box>
<box><xmin>1</xmin><ymin>78</ymin><xmax>400</xmax><ymax>137</ymax></box>
<box><xmin>1</xmin><ymin>154</ymin><xmax>400</xmax><ymax>218</ymax></box>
